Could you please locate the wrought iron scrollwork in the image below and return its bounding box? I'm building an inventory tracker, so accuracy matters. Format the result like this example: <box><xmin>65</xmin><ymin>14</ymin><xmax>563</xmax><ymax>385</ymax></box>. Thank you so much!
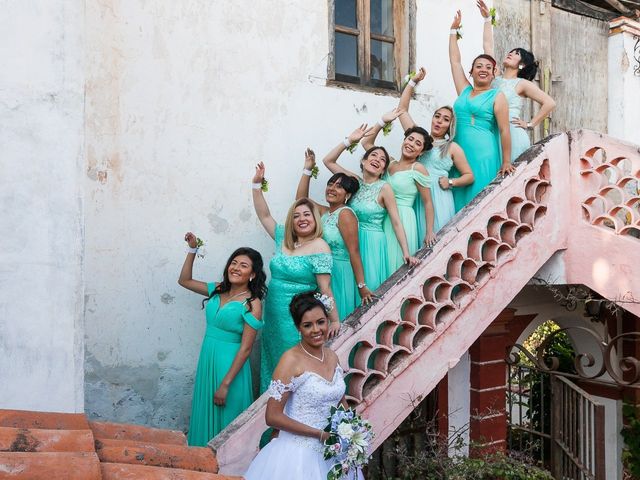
<box><xmin>634</xmin><ymin>35</ymin><xmax>640</xmax><ymax>77</ymax></box>
<box><xmin>507</xmin><ymin>327</ymin><xmax>640</xmax><ymax>387</ymax></box>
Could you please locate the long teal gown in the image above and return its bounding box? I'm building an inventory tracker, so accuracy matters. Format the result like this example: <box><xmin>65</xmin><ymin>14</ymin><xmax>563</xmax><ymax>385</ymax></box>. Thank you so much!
<box><xmin>188</xmin><ymin>288</ymin><xmax>262</xmax><ymax>446</ymax></box>
<box><xmin>383</xmin><ymin>164</ymin><xmax>429</xmax><ymax>272</ymax></box>
<box><xmin>322</xmin><ymin>207</ymin><xmax>359</xmax><ymax>320</ymax></box>
<box><xmin>259</xmin><ymin>225</ymin><xmax>333</xmax><ymax>392</ymax></box>
<box><xmin>493</xmin><ymin>77</ymin><xmax>530</xmax><ymax>161</ymax></box>
<box><xmin>415</xmin><ymin>141</ymin><xmax>456</xmax><ymax>237</ymax></box>
<box><xmin>349</xmin><ymin>179</ymin><xmax>389</xmax><ymax>292</ymax></box>
<box><xmin>450</xmin><ymin>85</ymin><xmax>501</xmax><ymax>211</ymax></box>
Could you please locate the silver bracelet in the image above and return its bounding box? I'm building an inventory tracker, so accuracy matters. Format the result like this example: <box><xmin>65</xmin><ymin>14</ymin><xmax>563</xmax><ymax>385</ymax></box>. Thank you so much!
<box><xmin>408</xmin><ymin>79</ymin><xmax>417</xmax><ymax>88</ymax></box>
<box><xmin>187</xmin><ymin>247</ymin><xmax>198</xmax><ymax>254</ymax></box>
<box><xmin>302</xmin><ymin>169</ymin><xmax>313</xmax><ymax>176</ymax></box>
<box><xmin>252</xmin><ymin>182</ymin><xmax>262</xmax><ymax>190</ymax></box>
<box><xmin>342</xmin><ymin>137</ymin><xmax>351</xmax><ymax>148</ymax></box>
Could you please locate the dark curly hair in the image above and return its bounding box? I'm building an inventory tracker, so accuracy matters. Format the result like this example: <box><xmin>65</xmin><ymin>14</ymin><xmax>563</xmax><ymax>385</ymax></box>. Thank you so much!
<box><xmin>511</xmin><ymin>48</ymin><xmax>538</xmax><ymax>81</ymax></box>
<box><xmin>289</xmin><ymin>291</ymin><xmax>327</xmax><ymax>328</ymax></box>
<box><xmin>202</xmin><ymin>247</ymin><xmax>267</xmax><ymax>311</ymax></box>
<box><xmin>404</xmin><ymin>126</ymin><xmax>433</xmax><ymax>153</ymax></box>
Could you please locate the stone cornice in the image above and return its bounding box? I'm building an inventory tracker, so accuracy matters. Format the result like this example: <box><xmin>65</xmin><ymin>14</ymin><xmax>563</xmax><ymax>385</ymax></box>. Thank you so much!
<box><xmin>609</xmin><ymin>16</ymin><xmax>640</xmax><ymax>37</ymax></box>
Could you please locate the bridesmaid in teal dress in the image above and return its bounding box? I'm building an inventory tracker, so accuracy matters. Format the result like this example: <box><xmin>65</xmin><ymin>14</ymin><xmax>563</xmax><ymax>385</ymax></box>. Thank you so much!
<box><xmin>252</xmin><ymin>163</ymin><xmax>339</xmax><ymax>392</ymax></box>
<box><xmin>449</xmin><ymin>10</ymin><xmax>513</xmax><ymax>211</ymax></box>
<box><xmin>323</xmin><ymin>125</ymin><xmax>419</xmax><ymax>291</ymax></box>
<box><xmin>396</xmin><ymin>68</ymin><xmax>475</xmax><ymax>235</ymax></box>
<box><xmin>295</xmin><ymin>149</ymin><xmax>373</xmax><ymax>320</ymax></box>
<box><xmin>178</xmin><ymin>236</ymin><xmax>267</xmax><ymax>446</ymax></box>
<box><xmin>476</xmin><ymin>0</ymin><xmax>556</xmax><ymax>161</ymax></box>
<box><xmin>362</xmin><ymin>118</ymin><xmax>436</xmax><ymax>272</ymax></box>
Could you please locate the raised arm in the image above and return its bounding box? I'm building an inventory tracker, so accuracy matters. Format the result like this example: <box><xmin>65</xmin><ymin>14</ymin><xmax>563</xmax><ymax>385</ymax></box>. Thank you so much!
<box><xmin>295</xmin><ymin>149</ymin><xmax>327</xmax><ymax>213</ymax></box>
<box><xmin>265</xmin><ymin>353</ymin><xmax>331</xmax><ymax>443</ymax></box>
<box><xmin>251</xmin><ymin>162</ymin><xmax>277</xmax><ymax>239</ymax></box>
<box><xmin>177</xmin><ymin>232</ymin><xmax>209</xmax><ymax>296</ymax></box>
<box><xmin>213</xmin><ymin>300</ymin><xmax>262</xmax><ymax>406</ymax></box>
<box><xmin>379</xmin><ymin>184</ymin><xmax>420</xmax><ymax>266</ymax></box>
<box><xmin>449</xmin><ymin>10</ymin><xmax>471</xmax><ymax>96</ymax></box>
<box><xmin>397</xmin><ymin>67</ymin><xmax>425</xmax><ymax>131</ymax></box>
<box><xmin>361</xmin><ymin>108</ymin><xmax>405</xmax><ymax>151</ymax></box>
<box><xmin>494</xmin><ymin>93</ymin><xmax>514</xmax><ymax>176</ymax></box>
<box><xmin>323</xmin><ymin>125</ymin><xmax>369</xmax><ymax>177</ymax></box>
<box><xmin>514</xmin><ymin>80</ymin><xmax>556</xmax><ymax>130</ymax></box>
<box><xmin>337</xmin><ymin>208</ymin><xmax>373</xmax><ymax>305</ymax></box>
<box><xmin>477</xmin><ymin>1</ymin><xmax>495</xmax><ymax>58</ymax></box>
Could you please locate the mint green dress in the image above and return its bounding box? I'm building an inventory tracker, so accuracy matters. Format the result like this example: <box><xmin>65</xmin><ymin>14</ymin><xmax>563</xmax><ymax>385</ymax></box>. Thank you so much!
<box><xmin>188</xmin><ymin>287</ymin><xmax>262</xmax><ymax>446</ymax></box>
<box><xmin>349</xmin><ymin>180</ymin><xmax>389</xmax><ymax>292</ymax></box>
<box><xmin>259</xmin><ymin>225</ymin><xmax>333</xmax><ymax>392</ymax></box>
<box><xmin>322</xmin><ymin>207</ymin><xmax>359</xmax><ymax>321</ymax></box>
<box><xmin>493</xmin><ymin>77</ymin><xmax>530</xmax><ymax>162</ymax></box>
<box><xmin>450</xmin><ymin>86</ymin><xmax>501</xmax><ymax>211</ymax></box>
<box><xmin>383</xmin><ymin>164</ymin><xmax>430</xmax><ymax>272</ymax></box>
<box><xmin>415</xmin><ymin>142</ymin><xmax>456</xmax><ymax>236</ymax></box>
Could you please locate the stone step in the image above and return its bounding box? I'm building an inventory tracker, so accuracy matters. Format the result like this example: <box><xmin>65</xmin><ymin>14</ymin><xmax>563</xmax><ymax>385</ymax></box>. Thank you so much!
<box><xmin>0</xmin><ymin>410</ymin><xmax>90</xmax><ymax>430</ymax></box>
<box><xmin>101</xmin><ymin>463</ymin><xmax>242</xmax><ymax>480</ymax></box>
<box><xmin>0</xmin><ymin>451</ymin><xmax>101</xmax><ymax>479</ymax></box>
<box><xmin>89</xmin><ymin>420</ymin><xmax>187</xmax><ymax>446</ymax></box>
<box><xmin>0</xmin><ymin>427</ymin><xmax>94</xmax><ymax>452</ymax></box>
<box><xmin>95</xmin><ymin>437</ymin><xmax>218</xmax><ymax>473</ymax></box>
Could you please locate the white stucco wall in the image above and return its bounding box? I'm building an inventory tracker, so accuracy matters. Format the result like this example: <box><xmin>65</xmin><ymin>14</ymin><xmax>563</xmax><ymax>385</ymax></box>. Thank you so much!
<box><xmin>448</xmin><ymin>352</ymin><xmax>471</xmax><ymax>456</ymax></box>
<box><xmin>608</xmin><ymin>22</ymin><xmax>640</xmax><ymax>145</ymax></box>
<box><xmin>81</xmin><ymin>0</ymin><xmax>490</xmax><ymax>429</ymax></box>
<box><xmin>0</xmin><ymin>1</ymin><xmax>85</xmax><ymax>412</ymax></box>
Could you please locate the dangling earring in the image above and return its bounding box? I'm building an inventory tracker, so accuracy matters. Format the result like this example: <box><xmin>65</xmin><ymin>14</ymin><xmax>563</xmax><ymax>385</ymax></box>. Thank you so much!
<box><xmin>518</xmin><ymin>64</ymin><xmax>524</xmax><ymax>70</ymax></box>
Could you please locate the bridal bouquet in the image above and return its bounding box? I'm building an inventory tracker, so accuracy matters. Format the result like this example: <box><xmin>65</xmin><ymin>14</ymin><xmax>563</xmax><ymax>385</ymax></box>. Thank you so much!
<box><xmin>323</xmin><ymin>405</ymin><xmax>375</xmax><ymax>480</ymax></box>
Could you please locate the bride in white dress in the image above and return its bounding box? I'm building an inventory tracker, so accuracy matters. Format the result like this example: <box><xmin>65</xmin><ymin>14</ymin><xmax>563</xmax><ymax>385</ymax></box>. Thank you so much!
<box><xmin>244</xmin><ymin>291</ymin><xmax>364</xmax><ymax>479</ymax></box>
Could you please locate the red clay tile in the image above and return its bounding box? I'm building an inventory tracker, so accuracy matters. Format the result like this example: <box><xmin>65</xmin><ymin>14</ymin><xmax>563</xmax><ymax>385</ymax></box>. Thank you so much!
<box><xmin>95</xmin><ymin>437</ymin><xmax>218</xmax><ymax>473</ymax></box>
<box><xmin>0</xmin><ymin>427</ymin><xmax>94</xmax><ymax>452</ymax></box>
<box><xmin>0</xmin><ymin>451</ymin><xmax>101</xmax><ymax>479</ymax></box>
<box><xmin>101</xmin><ymin>463</ymin><xmax>242</xmax><ymax>480</ymax></box>
<box><xmin>90</xmin><ymin>421</ymin><xmax>187</xmax><ymax>446</ymax></box>
<box><xmin>0</xmin><ymin>410</ymin><xmax>89</xmax><ymax>430</ymax></box>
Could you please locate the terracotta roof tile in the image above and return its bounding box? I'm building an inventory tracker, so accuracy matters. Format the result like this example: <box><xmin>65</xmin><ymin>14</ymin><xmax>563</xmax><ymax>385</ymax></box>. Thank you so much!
<box><xmin>0</xmin><ymin>451</ymin><xmax>101</xmax><ymax>479</ymax></box>
<box><xmin>0</xmin><ymin>410</ymin><xmax>90</xmax><ymax>430</ymax></box>
<box><xmin>90</xmin><ymin>420</ymin><xmax>187</xmax><ymax>446</ymax></box>
<box><xmin>0</xmin><ymin>427</ymin><xmax>95</xmax><ymax>452</ymax></box>
<box><xmin>101</xmin><ymin>463</ymin><xmax>242</xmax><ymax>480</ymax></box>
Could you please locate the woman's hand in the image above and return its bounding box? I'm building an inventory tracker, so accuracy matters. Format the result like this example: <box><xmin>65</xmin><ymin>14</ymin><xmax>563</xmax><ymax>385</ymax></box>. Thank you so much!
<box><xmin>498</xmin><ymin>162</ymin><xmax>516</xmax><ymax>176</ymax></box>
<box><xmin>511</xmin><ymin>117</ymin><xmax>531</xmax><ymax>130</ymax></box>
<box><xmin>359</xmin><ymin>286</ymin><xmax>374</xmax><ymax>305</ymax></box>
<box><xmin>404</xmin><ymin>255</ymin><xmax>421</xmax><ymax>267</ymax></box>
<box><xmin>451</xmin><ymin>10</ymin><xmax>462</xmax><ymax>29</ymax></box>
<box><xmin>319</xmin><ymin>430</ymin><xmax>330</xmax><ymax>443</ymax></box>
<box><xmin>423</xmin><ymin>232</ymin><xmax>437</xmax><ymax>248</ymax></box>
<box><xmin>347</xmin><ymin>124</ymin><xmax>371</xmax><ymax>144</ymax></box>
<box><xmin>412</xmin><ymin>67</ymin><xmax>427</xmax><ymax>84</ymax></box>
<box><xmin>252</xmin><ymin>162</ymin><xmax>265</xmax><ymax>183</ymax></box>
<box><xmin>381</xmin><ymin>107</ymin><xmax>406</xmax><ymax>125</ymax></box>
<box><xmin>213</xmin><ymin>384</ymin><xmax>229</xmax><ymax>406</ymax></box>
<box><xmin>476</xmin><ymin>0</ymin><xmax>490</xmax><ymax>18</ymax></box>
<box><xmin>184</xmin><ymin>232</ymin><xmax>198</xmax><ymax>248</ymax></box>
<box><xmin>438</xmin><ymin>176</ymin><xmax>450</xmax><ymax>190</ymax></box>
<box><xmin>328</xmin><ymin>320</ymin><xmax>341</xmax><ymax>339</ymax></box>
<box><xmin>304</xmin><ymin>148</ymin><xmax>316</xmax><ymax>170</ymax></box>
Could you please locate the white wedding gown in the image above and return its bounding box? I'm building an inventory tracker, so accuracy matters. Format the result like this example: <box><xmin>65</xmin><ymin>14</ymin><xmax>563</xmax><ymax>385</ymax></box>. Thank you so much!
<box><xmin>244</xmin><ymin>365</ymin><xmax>364</xmax><ymax>479</ymax></box>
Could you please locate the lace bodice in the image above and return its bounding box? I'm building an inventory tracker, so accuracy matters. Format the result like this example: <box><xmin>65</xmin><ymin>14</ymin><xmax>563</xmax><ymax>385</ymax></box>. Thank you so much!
<box><xmin>270</xmin><ymin>225</ymin><xmax>333</xmax><ymax>284</ymax></box>
<box><xmin>493</xmin><ymin>76</ymin><xmax>524</xmax><ymax>120</ymax></box>
<box><xmin>322</xmin><ymin>207</ymin><xmax>354</xmax><ymax>261</ymax></box>
<box><xmin>349</xmin><ymin>180</ymin><xmax>386</xmax><ymax>232</ymax></box>
<box><xmin>267</xmin><ymin>365</ymin><xmax>345</xmax><ymax>450</ymax></box>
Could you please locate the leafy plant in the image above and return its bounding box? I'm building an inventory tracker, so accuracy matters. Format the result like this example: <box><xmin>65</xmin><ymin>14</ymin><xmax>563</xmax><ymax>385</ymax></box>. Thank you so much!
<box><xmin>622</xmin><ymin>402</ymin><xmax>640</xmax><ymax>479</ymax></box>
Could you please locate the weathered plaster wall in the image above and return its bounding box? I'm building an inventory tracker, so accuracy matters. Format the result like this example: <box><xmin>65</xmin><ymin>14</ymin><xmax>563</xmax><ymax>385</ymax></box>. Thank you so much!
<box><xmin>82</xmin><ymin>0</ymin><xmax>491</xmax><ymax>429</ymax></box>
<box><xmin>0</xmin><ymin>1</ymin><xmax>85</xmax><ymax>412</ymax></box>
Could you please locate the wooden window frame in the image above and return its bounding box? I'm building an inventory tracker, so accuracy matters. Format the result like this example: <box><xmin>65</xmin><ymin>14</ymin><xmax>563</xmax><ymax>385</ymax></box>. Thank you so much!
<box><xmin>328</xmin><ymin>0</ymin><xmax>415</xmax><ymax>95</ymax></box>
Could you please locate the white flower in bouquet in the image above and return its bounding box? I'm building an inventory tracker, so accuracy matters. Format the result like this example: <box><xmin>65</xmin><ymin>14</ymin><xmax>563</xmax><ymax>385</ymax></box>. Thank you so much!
<box><xmin>337</xmin><ymin>422</ymin><xmax>354</xmax><ymax>440</ymax></box>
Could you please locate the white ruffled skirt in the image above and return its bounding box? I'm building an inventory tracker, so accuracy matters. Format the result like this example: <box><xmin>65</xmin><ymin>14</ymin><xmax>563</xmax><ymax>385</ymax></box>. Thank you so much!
<box><xmin>244</xmin><ymin>431</ymin><xmax>364</xmax><ymax>480</ymax></box>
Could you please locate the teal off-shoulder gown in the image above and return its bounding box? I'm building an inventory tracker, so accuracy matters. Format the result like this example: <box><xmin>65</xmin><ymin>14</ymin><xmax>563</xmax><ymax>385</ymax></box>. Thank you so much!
<box><xmin>188</xmin><ymin>288</ymin><xmax>262</xmax><ymax>446</ymax></box>
<box><xmin>259</xmin><ymin>225</ymin><xmax>333</xmax><ymax>392</ymax></box>
<box><xmin>349</xmin><ymin>179</ymin><xmax>389</xmax><ymax>292</ymax></box>
<box><xmin>322</xmin><ymin>206</ymin><xmax>359</xmax><ymax>321</ymax></box>
<box><xmin>450</xmin><ymin>85</ymin><xmax>501</xmax><ymax>211</ymax></box>
<box><xmin>383</xmin><ymin>164</ymin><xmax>429</xmax><ymax>272</ymax></box>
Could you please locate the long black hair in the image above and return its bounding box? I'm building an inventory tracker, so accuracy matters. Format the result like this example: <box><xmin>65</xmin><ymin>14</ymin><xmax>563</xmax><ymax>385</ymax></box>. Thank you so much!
<box><xmin>289</xmin><ymin>291</ymin><xmax>327</xmax><ymax>328</ymax></box>
<box><xmin>512</xmin><ymin>48</ymin><xmax>538</xmax><ymax>81</ymax></box>
<box><xmin>360</xmin><ymin>146</ymin><xmax>391</xmax><ymax>177</ymax></box>
<box><xmin>202</xmin><ymin>247</ymin><xmax>267</xmax><ymax>311</ymax></box>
